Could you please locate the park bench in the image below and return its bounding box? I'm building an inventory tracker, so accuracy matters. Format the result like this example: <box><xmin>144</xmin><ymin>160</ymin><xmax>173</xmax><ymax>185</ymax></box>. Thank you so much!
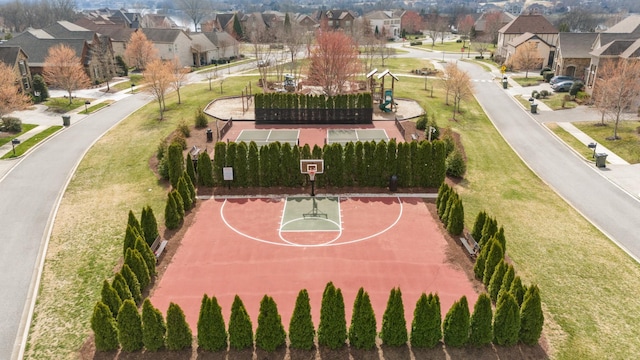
<box><xmin>459</xmin><ymin>233</ymin><xmax>480</xmax><ymax>258</ymax></box>
<box><xmin>150</xmin><ymin>236</ymin><xmax>168</xmax><ymax>264</ymax></box>
<box><xmin>189</xmin><ymin>145</ymin><xmax>200</xmax><ymax>158</ymax></box>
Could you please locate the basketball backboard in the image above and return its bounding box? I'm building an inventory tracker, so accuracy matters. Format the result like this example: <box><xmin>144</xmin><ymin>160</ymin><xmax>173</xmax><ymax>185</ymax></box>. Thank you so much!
<box><xmin>300</xmin><ymin>159</ymin><xmax>324</xmax><ymax>174</ymax></box>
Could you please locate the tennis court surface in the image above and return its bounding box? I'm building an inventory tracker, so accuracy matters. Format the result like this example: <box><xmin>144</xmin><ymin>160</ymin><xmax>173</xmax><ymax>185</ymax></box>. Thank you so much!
<box><xmin>235</xmin><ymin>129</ymin><xmax>299</xmax><ymax>146</ymax></box>
<box><xmin>327</xmin><ymin>129</ymin><xmax>389</xmax><ymax>144</ymax></box>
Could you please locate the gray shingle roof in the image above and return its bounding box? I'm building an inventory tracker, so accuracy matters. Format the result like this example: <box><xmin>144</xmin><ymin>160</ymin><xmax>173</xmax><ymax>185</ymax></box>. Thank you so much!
<box><xmin>605</xmin><ymin>14</ymin><xmax>640</xmax><ymax>34</ymax></box>
<box><xmin>591</xmin><ymin>40</ymin><xmax>636</xmax><ymax>57</ymax></box>
<box><xmin>0</xmin><ymin>46</ymin><xmax>21</xmax><ymax>66</ymax></box>
<box><xmin>499</xmin><ymin>14</ymin><xmax>557</xmax><ymax>35</ymax></box>
<box><xmin>140</xmin><ymin>28</ymin><xmax>187</xmax><ymax>43</ymax></box>
<box><xmin>558</xmin><ymin>32</ymin><xmax>598</xmax><ymax>58</ymax></box>
<box><xmin>2</xmin><ymin>35</ymin><xmax>86</xmax><ymax>66</ymax></box>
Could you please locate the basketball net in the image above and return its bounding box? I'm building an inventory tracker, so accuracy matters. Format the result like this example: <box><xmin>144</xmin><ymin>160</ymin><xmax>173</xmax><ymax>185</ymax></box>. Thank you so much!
<box><xmin>308</xmin><ymin>170</ymin><xmax>316</xmax><ymax>182</ymax></box>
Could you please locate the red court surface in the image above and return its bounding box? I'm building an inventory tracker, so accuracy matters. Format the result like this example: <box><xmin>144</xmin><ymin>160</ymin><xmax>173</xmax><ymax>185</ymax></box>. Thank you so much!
<box><xmin>150</xmin><ymin>196</ymin><xmax>478</xmax><ymax>333</ymax></box>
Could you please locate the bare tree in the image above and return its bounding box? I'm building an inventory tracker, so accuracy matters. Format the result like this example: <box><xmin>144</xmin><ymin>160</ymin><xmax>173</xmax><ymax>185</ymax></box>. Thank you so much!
<box><xmin>457</xmin><ymin>14</ymin><xmax>474</xmax><ymax>48</ymax></box>
<box><xmin>93</xmin><ymin>35</ymin><xmax>117</xmax><ymax>91</ymax></box>
<box><xmin>483</xmin><ymin>12</ymin><xmax>503</xmax><ymax>46</ymax></box>
<box><xmin>507</xmin><ymin>42</ymin><xmax>541</xmax><ymax>78</ymax></box>
<box><xmin>204</xmin><ymin>68</ymin><xmax>217</xmax><ymax>91</ymax></box>
<box><xmin>124</xmin><ymin>31</ymin><xmax>159</xmax><ymax>72</ymax></box>
<box><xmin>43</xmin><ymin>44</ymin><xmax>91</xmax><ymax>104</ymax></box>
<box><xmin>144</xmin><ymin>59</ymin><xmax>173</xmax><ymax>120</ymax></box>
<box><xmin>593</xmin><ymin>59</ymin><xmax>640</xmax><ymax>139</ymax></box>
<box><xmin>170</xmin><ymin>57</ymin><xmax>190</xmax><ymax>104</ymax></box>
<box><xmin>307</xmin><ymin>30</ymin><xmax>361</xmax><ymax>96</ymax></box>
<box><xmin>353</xmin><ymin>18</ymin><xmax>377</xmax><ymax>74</ymax></box>
<box><xmin>473</xmin><ymin>41</ymin><xmax>492</xmax><ymax>58</ymax></box>
<box><xmin>0</xmin><ymin>63</ymin><xmax>31</xmax><ymax>118</ymax></box>
<box><xmin>402</xmin><ymin>11</ymin><xmax>423</xmax><ymax>35</ymax></box>
<box><xmin>281</xmin><ymin>16</ymin><xmax>305</xmax><ymax>78</ymax></box>
<box><xmin>176</xmin><ymin>0</ymin><xmax>212</xmax><ymax>31</ymax></box>
<box><xmin>249</xmin><ymin>27</ymin><xmax>272</xmax><ymax>90</ymax></box>
<box><xmin>441</xmin><ymin>62</ymin><xmax>472</xmax><ymax>120</ymax></box>
<box><xmin>375</xmin><ymin>38</ymin><xmax>393</xmax><ymax>67</ymax></box>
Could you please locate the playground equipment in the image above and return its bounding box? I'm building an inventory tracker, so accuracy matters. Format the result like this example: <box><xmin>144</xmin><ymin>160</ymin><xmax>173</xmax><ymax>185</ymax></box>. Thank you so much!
<box><xmin>367</xmin><ymin>69</ymin><xmax>399</xmax><ymax>112</ymax></box>
<box><xmin>379</xmin><ymin>89</ymin><xmax>393</xmax><ymax>112</ymax></box>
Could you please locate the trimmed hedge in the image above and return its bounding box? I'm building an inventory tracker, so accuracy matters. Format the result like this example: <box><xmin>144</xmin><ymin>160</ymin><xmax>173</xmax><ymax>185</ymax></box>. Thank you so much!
<box><xmin>289</xmin><ymin>289</ymin><xmax>315</xmax><ymax>350</ymax></box>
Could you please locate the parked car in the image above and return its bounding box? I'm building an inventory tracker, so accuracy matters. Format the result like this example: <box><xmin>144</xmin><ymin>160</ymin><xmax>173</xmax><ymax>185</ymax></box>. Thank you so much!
<box><xmin>549</xmin><ymin>75</ymin><xmax>575</xmax><ymax>85</ymax></box>
<box><xmin>257</xmin><ymin>59</ymin><xmax>269</xmax><ymax>67</ymax></box>
<box><xmin>552</xmin><ymin>80</ymin><xmax>574</xmax><ymax>92</ymax></box>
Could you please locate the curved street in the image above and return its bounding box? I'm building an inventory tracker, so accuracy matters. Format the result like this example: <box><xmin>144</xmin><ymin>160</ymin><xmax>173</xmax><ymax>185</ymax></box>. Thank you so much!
<box><xmin>0</xmin><ymin>47</ymin><xmax>639</xmax><ymax>360</ymax></box>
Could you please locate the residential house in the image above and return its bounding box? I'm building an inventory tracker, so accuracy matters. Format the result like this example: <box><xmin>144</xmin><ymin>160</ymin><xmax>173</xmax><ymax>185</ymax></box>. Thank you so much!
<box><xmin>504</xmin><ymin>1</ymin><xmax>524</xmax><ymax>15</ymax></box>
<box><xmin>139</xmin><ymin>28</ymin><xmax>193</xmax><ymax>67</ymax></box>
<box><xmin>295</xmin><ymin>14</ymin><xmax>318</xmax><ymax>31</ymax></box>
<box><xmin>363</xmin><ymin>10</ymin><xmax>403</xmax><ymax>39</ymax></box>
<box><xmin>140</xmin><ymin>14</ymin><xmax>178</xmax><ymax>29</ymax></box>
<box><xmin>189</xmin><ymin>33</ymin><xmax>218</xmax><ymax>66</ymax></box>
<box><xmin>505</xmin><ymin>32</ymin><xmax>555</xmax><ymax>69</ymax></box>
<box><xmin>473</xmin><ymin>11</ymin><xmax>515</xmax><ymax>42</ymax></box>
<box><xmin>312</xmin><ymin>9</ymin><xmax>357</xmax><ymax>32</ymax></box>
<box><xmin>496</xmin><ymin>14</ymin><xmax>558</xmax><ymax>65</ymax></box>
<box><xmin>1</xmin><ymin>23</ymin><xmax>115</xmax><ymax>85</ymax></box>
<box><xmin>552</xmin><ymin>32</ymin><xmax>598</xmax><ymax>80</ymax></box>
<box><xmin>584</xmin><ymin>14</ymin><xmax>640</xmax><ymax>93</ymax></box>
<box><xmin>203</xmin><ymin>31</ymin><xmax>239</xmax><ymax>60</ymax></box>
<box><xmin>0</xmin><ymin>46</ymin><xmax>32</xmax><ymax>94</ymax></box>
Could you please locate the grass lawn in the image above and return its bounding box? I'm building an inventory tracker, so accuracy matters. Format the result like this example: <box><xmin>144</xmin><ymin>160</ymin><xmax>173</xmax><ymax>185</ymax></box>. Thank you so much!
<box><xmin>109</xmin><ymin>74</ymin><xmax>144</xmax><ymax>92</ymax></box>
<box><xmin>546</xmin><ymin>123</ymin><xmax>596</xmax><ymax>160</ymax></box>
<box><xmin>416</xmin><ymin>41</ymin><xmax>468</xmax><ymax>53</ymax></box>
<box><xmin>573</xmin><ymin>120</ymin><xmax>640</xmax><ymax>164</ymax></box>
<box><xmin>44</xmin><ymin>97</ymin><xmax>94</xmax><ymax>113</ymax></box>
<box><xmin>515</xmin><ymin>94</ymin><xmax>578</xmax><ymax>111</ymax></box>
<box><xmin>23</xmin><ymin>65</ymin><xmax>640</xmax><ymax>360</ymax></box>
<box><xmin>78</xmin><ymin>101</ymin><xmax>113</xmax><ymax>114</ymax></box>
<box><xmin>0</xmin><ymin>124</ymin><xmax>37</xmax><ymax>146</ymax></box>
<box><xmin>512</xmin><ymin>76</ymin><xmax>544</xmax><ymax>87</ymax></box>
<box><xmin>1</xmin><ymin>126</ymin><xmax>63</xmax><ymax>159</ymax></box>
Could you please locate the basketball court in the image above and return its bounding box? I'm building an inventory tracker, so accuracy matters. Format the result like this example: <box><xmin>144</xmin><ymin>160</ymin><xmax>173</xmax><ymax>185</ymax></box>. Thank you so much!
<box><xmin>235</xmin><ymin>129</ymin><xmax>299</xmax><ymax>146</ymax></box>
<box><xmin>326</xmin><ymin>129</ymin><xmax>389</xmax><ymax>145</ymax></box>
<box><xmin>150</xmin><ymin>190</ymin><xmax>479</xmax><ymax>333</ymax></box>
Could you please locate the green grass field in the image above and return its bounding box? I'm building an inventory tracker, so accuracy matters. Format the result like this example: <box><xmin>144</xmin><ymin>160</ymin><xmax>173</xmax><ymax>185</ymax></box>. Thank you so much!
<box><xmin>574</xmin><ymin>121</ymin><xmax>640</xmax><ymax>164</ymax></box>
<box><xmin>0</xmin><ymin>124</ymin><xmax>37</xmax><ymax>147</ymax></box>
<box><xmin>1</xmin><ymin>126</ymin><xmax>62</xmax><ymax>159</ymax></box>
<box><xmin>22</xmin><ymin>58</ymin><xmax>640</xmax><ymax>360</ymax></box>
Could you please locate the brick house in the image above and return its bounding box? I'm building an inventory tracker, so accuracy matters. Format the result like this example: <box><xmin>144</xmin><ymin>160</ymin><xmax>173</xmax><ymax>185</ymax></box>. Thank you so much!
<box><xmin>496</xmin><ymin>14</ymin><xmax>558</xmax><ymax>66</ymax></box>
<box><xmin>0</xmin><ymin>46</ymin><xmax>32</xmax><ymax>94</ymax></box>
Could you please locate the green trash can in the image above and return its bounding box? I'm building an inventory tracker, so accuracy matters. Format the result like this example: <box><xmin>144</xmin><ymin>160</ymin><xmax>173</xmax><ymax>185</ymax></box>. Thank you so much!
<box><xmin>530</xmin><ymin>103</ymin><xmax>538</xmax><ymax>114</ymax></box>
<box><xmin>595</xmin><ymin>153</ymin><xmax>607</xmax><ymax>168</ymax></box>
<box><xmin>62</xmin><ymin>115</ymin><xmax>71</xmax><ymax>126</ymax></box>
<box><xmin>502</xmin><ymin>79</ymin><xmax>508</xmax><ymax>89</ymax></box>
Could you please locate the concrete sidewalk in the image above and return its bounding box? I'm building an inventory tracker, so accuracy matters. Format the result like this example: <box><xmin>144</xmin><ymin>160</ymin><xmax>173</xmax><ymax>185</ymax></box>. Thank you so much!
<box><xmin>501</xmin><ymin>70</ymin><xmax>640</xmax><ymax>199</ymax></box>
<box><xmin>0</xmin><ymin>78</ymin><xmax>136</xmax><ymax>160</ymax></box>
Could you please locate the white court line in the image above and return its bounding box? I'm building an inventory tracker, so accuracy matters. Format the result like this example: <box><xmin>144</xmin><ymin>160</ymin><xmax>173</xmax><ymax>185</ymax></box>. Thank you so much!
<box><xmin>267</xmin><ymin>129</ymin><xmax>273</xmax><ymax>142</ymax></box>
<box><xmin>236</xmin><ymin>129</ymin><xmax>247</xmax><ymax>142</ymax></box>
<box><xmin>220</xmin><ymin>197</ymin><xmax>404</xmax><ymax>247</ymax></box>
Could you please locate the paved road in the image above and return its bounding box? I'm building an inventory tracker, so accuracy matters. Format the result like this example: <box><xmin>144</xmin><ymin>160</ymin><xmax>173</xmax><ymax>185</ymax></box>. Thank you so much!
<box><xmin>0</xmin><ymin>94</ymin><xmax>149</xmax><ymax>360</ymax></box>
<box><xmin>453</xmin><ymin>59</ymin><xmax>640</xmax><ymax>260</ymax></box>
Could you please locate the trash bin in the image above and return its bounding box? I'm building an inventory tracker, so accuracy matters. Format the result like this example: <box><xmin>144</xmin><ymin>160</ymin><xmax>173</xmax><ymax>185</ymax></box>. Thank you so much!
<box><xmin>62</xmin><ymin>115</ymin><xmax>70</xmax><ymax>127</ymax></box>
<box><xmin>389</xmin><ymin>175</ymin><xmax>398</xmax><ymax>192</ymax></box>
<box><xmin>530</xmin><ymin>104</ymin><xmax>538</xmax><ymax>114</ymax></box>
<box><xmin>595</xmin><ymin>153</ymin><xmax>607</xmax><ymax>168</ymax></box>
<box><xmin>502</xmin><ymin>79</ymin><xmax>508</xmax><ymax>89</ymax></box>
<box><xmin>206</xmin><ymin>128</ymin><xmax>213</xmax><ymax>142</ymax></box>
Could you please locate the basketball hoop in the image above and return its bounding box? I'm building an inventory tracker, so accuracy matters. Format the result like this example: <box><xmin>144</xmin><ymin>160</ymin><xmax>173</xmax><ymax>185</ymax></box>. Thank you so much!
<box><xmin>308</xmin><ymin>169</ymin><xmax>316</xmax><ymax>182</ymax></box>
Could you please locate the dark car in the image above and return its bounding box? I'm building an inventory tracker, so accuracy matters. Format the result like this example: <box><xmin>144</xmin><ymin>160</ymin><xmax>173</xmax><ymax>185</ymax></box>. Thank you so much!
<box><xmin>551</xmin><ymin>80</ymin><xmax>574</xmax><ymax>92</ymax></box>
<box><xmin>549</xmin><ymin>75</ymin><xmax>575</xmax><ymax>85</ymax></box>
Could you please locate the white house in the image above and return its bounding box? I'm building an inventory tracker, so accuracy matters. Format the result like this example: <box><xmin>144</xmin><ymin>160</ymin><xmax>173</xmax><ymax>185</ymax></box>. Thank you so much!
<box><xmin>363</xmin><ymin>10</ymin><xmax>404</xmax><ymax>38</ymax></box>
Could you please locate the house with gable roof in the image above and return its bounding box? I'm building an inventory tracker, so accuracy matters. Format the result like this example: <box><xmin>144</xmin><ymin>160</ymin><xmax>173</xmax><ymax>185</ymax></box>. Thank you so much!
<box><xmin>496</xmin><ymin>14</ymin><xmax>558</xmax><ymax>65</ymax></box>
<box><xmin>1</xmin><ymin>22</ymin><xmax>116</xmax><ymax>85</ymax></box>
<box><xmin>552</xmin><ymin>32</ymin><xmax>598</xmax><ymax>80</ymax></box>
<box><xmin>312</xmin><ymin>9</ymin><xmax>357</xmax><ymax>32</ymax></box>
<box><xmin>505</xmin><ymin>32</ymin><xmax>556</xmax><ymax>68</ymax></box>
<box><xmin>0</xmin><ymin>46</ymin><xmax>32</xmax><ymax>94</ymax></box>
<box><xmin>363</xmin><ymin>10</ymin><xmax>403</xmax><ymax>39</ymax></box>
<box><xmin>139</xmin><ymin>28</ymin><xmax>192</xmax><ymax>67</ymax></box>
<box><xmin>584</xmin><ymin>14</ymin><xmax>640</xmax><ymax>93</ymax></box>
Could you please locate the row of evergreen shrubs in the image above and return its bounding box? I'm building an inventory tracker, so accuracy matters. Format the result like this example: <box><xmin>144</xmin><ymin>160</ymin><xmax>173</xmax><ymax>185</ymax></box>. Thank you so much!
<box><xmin>92</xmin><ymin>281</ymin><xmax>543</xmax><ymax>353</ymax></box>
<box><xmin>435</xmin><ymin>185</ymin><xmax>544</xmax><ymax>345</ymax></box>
<box><xmin>199</xmin><ymin>140</ymin><xmax>446</xmax><ymax>189</ymax></box>
<box><xmin>254</xmin><ymin>93</ymin><xmax>373</xmax><ymax>110</ymax></box>
<box><xmin>436</xmin><ymin>183</ymin><xmax>464</xmax><ymax>236</ymax></box>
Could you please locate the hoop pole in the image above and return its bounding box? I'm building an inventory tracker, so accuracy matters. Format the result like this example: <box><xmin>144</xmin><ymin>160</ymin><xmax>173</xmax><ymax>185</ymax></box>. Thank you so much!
<box><xmin>309</xmin><ymin>171</ymin><xmax>316</xmax><ymax>197</ymax></box>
